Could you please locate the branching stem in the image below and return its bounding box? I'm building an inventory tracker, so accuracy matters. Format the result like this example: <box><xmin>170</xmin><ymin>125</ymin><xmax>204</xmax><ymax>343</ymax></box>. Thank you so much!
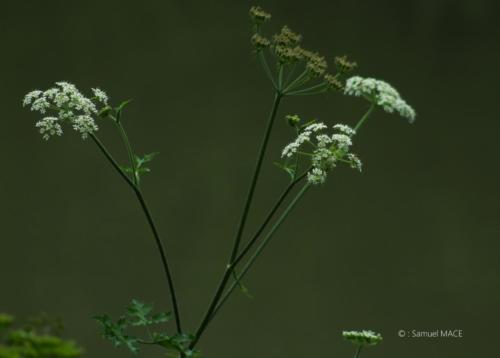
<box><xmin>211</xmin><ymin>182</ymin><xmax>311</xmax><ymax>318</ymax></box>
<box><xmin>90</xmin><ymin>133</ymin><xmax>183</xmax><ymax>335</ymax></box>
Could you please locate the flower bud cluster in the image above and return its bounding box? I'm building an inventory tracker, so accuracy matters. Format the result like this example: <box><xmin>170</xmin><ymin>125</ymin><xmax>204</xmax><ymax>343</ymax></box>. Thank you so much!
<box><xmin>23</xmin><ymin>82</ymin><xmax>108</xmax><ymax>140</ymax></box>
<box><xmin>251</xmin><ymin>34</ymin><xmax>271</xmax><ymax>50</ymax></box>
<box><xmin>335</xmin><ymin>55</ymin><xmax>358</xmax><ymax>74</ymax></box>
<box><xmin>249</xmin><ymin>6</ymin><xmax>271</xmax><ymax>25</ymax></box>
<box><xmin>281</xmin><ymin>118</ymin><xmax>362</xmax><ymax>185</ymax></box>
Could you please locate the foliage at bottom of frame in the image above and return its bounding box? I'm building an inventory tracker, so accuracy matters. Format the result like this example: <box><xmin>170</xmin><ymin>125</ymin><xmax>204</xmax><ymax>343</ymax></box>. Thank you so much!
<box><xmin>0</xmin><ymin>313</ymin><xmax>82</xmax><ymax>358</ymax></box>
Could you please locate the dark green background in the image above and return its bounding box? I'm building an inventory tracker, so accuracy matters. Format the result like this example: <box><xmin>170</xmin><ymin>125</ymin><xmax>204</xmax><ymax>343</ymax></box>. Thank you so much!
<box><xmin>1</xmin><ymin>0</ymin><xmax>498</xmax><ymax>357</ymax></box>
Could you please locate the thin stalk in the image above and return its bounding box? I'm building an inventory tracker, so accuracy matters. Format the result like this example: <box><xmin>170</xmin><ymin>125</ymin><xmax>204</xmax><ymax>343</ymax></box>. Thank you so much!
<box><xmin>287</xmin><ymin>82</ymin><xmax>328</xmax><ymax>96</ymax></box>
<box><xmin>259</xmin><ymin>51</ymin><xmax>277</xmax><ymax>89</ymax></box>
<box><xmin>89</xmin><ymin>133</ymin><xmax>183</xmax><ymax>335</ymax></box>
<box><xmin>353</xmin><ymin>103</ymin><xmax>376</xmax><ymax>134</ymax></box>
<box><xmin>191</xmin><ymin>92</ymin><xmax>283</xmax><ymax>348</ymax></box>
<box><xmin>354</xmin><ymin>346</ymin><xmax>363</xmax><ymax>358</ymax></box>
<box><xmin>198</xmin><ymin>170</ymin><xmax>308</xmax><ymax>340</ymax></box>
<box><xmin>283</xmin><ymin>63</ymin><xmax>297</xmax><ymax>89</ymax></box>
<box><xmin>90</xmin><ymin>134</ymin><xmax>135</xmax><ymax>190</ymax></box>
<box><xmin>278</xmin><ymin>65</ymin><xmax>284</xmax><ymax>91</ymax></box>
<box><xmin>229</xmin><ymin>168</ymin><xmax>308</xmax><ymax>294</ymax></box>
<box><xmin>133</xmin><ymin>189</ymin><xmax>183</xmax><ymax>334</ymax></box>
<box><xmin>291</xmin><ymin>89</ymin><xmax>328</xmax><ymax>96</ymax></box>
<box><xmin>283</xmin><ymin>69</ymin><xmax>309</xmax><ymax>93</ymax></box>
<box><xmin>232</xmin><ymin>169</ymin><xmax>309</xmax><ymax>269</ymax></box>
<box><xmin>230</xmin><ymin>91</ymin><xmax>283</xmax><ymax>264</ymax></box>
<box><xmin>115</xmin><ymin>120</ymin><xmax>138</xmax><ymax>186</ymax></box>
<box><xmin>210</xmin><ymin>182</ymin><xmax>311</xmax><ymax>319</ymax></box>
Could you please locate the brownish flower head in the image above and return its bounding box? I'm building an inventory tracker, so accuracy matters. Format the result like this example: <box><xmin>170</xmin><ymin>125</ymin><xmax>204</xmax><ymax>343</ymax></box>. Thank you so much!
<box><xmin>335</xmin><ymin>55</ymin><xmax>358</xmax><ymax>73</ymax></box>
<box><xmin>251</xmin><ymin>34</ymin><xmax>271</xmax><ymax>50</ymax></box>
<box><xmin>306</xmin><ymin>54</ymin><xmax>328</xmax><ymax>77</ymax></box>
<box><xmin>324</xmin><ymin>74</ymin><xmax>344</xmax><ymax>91</ymax></box>
<box><xmin>250</xmin><ymin>6</ymin><xmax>272</xmax><ymax>24</ymax></box>
<box><xmin>273</xmin><ymin>26</ymin><xmax>302</xmax><ymax>46</ymax></box>
<box><xmin>275</xmin><ymin>45</ymin><xmax>303</xmax><ymax>64</ymax></box>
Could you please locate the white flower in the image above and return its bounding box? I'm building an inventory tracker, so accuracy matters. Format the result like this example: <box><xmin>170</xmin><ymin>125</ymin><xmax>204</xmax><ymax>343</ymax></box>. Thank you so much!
<box><xmin>280</xmin><ymin>120</ymin><xmax>361</xmax><ymax>185</ymax></box>
<box><xmin>72</xmin><ymin>115</ymin><xmax>98</xmax><ymax>139</ymax></box>
<box><xmin>35</xmin><ymin>117</ymin><xmax>63</xmax><ymax>140</ymax></box>
<box><xmin>31</xmin><ymin>97</ymin><xmax>51</xmax><ymax>114</ymax></box>
<box><xmin>23</xmin><ymin>90</ymin><xmax>43</xmax><ymax>107</ymax></box>
<box><xmin>345</xmin><ymin>76</ymin><xmax>416</xmax><ymax>123</ymax></box>
<box><xmin>333</xmin><ymin>124</ymin><xmax>356</xmax><ymax>136</ymax></box>
<box><xmin>307</xmin><ymin>168</ymin><xmax>327</xmax><ymax>185</ymax></box>
<box><xmin>282</xmin><ymin>131</ymin><xmax>311</xmax><ymax>158</ymax></box>
<box><xmin>281</xmin><ymin>122</ymin><xmax>328</xmax><ymax>158</ymax></box>
<box><xmin>23</xmin><ymin>82</ymin><xmax>106</xmax><ymax>140</ymax></box>
<box><xmin>92</xmin><ymin>88</ymin><xmax>108</xmax><ymax>104</ymax></box>
<box><xmin>331</xmin><ymin>133</ymin><xmax>352</xmax><ymax>150</ymax></box>
<box><xmin>304</xmin><ymin>122</ymin><xmax>327</xmax><ymax>132</ymax></box>
<box><xmin>347</xmin><ymin>153</ymin><xmax>362</xmax><ymax>172</ymax></box>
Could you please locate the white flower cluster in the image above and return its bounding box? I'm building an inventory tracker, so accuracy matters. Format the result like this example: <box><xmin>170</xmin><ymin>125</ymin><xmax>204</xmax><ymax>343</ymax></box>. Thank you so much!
<box><xmin>23</xmin><ymin>82</ymin><xmax>108</xmax><ymax>140</ymax></box>
<box><xmin>344</xmin><ymin>76</ymin><xmax>416</xmax><ymax>123</ymax></box>
<box><xmin>342</xmin><ymin>330</ymin><xmax>383</xmax><ymax>346</ymax></box>
<box><xmin>281</xmin><ymin>122</ymin><xmax>362</xmax><ymax>185</ymax></box>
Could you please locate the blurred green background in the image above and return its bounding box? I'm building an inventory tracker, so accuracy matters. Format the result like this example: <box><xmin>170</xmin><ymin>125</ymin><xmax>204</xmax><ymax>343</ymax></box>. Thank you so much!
<box><xmin>1</xmin><ymin>0</ymin><xmax>499</xmax><ymax>357</ymax></box>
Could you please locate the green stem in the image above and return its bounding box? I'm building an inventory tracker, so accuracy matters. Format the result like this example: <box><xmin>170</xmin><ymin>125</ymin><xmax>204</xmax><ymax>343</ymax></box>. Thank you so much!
<box><xmin>133</xmin><ymin>188</ymin><xmax>183</xmax><ymax>335</ymax></box>
<box><xmin>259</xmin><ymin>51</ymin><xmax>277</xmax><ymax>89</ymax></box>
<box><xmin>230</xmin><ymin>91</ymin><xmax>283</xmax><ymax>264</ymax></box>
<box><xmin>283</xmin><ymin>63</ymin><xmax>297</xmax><ymax>89</ymax></box>
<box><xmin>89</xmin><ymin>133</ymin><xmax>183</xmax><ymax>335</ymax></box>
<box><xmin>287</xmin><ymin>83</ymin><xmax>329</xmax><ymax>96</ymax></box>
<box><xmin>232</xmin><ymin>169</ymin><xmax>309</xmax><ymax>269</ymax></box>
<box><xmin>90</xmin><ymin>134</ymin><xmax>135</xmax><ymax>190</ymax></box>
<box><xmin>189</xmin><ymin>172</ymin><xmax>306</xmax><ymax>349</ymax></box>
<box><xmin>190</xmin><ymin>91</ymin><xmax>283</xmax><ymax>348</ymax></box>
<box><xmin>283</xmin><ymin>69</ymin><xmax>309</xmax><ymax>93</ymax></box>
<box><xmin>210</xmin><ymin>182</ymin><xmax>311</xmax><ymax>320</ymax></box>
<box><xmin>227</xmin><ymin>168</ymin><xmax>309</xmax><ymax>293</ymax></box>
<box><xmin>278</xmin><ymin>65</ymin><xmax>284</xmax><ymax>91</ymax></box>
<box><xmin>353</xmin><ymin>103</ymin><xmax>376</xmax><ymax>134</ymax></box>
<box><xmin>354</xmin><ymin>346</ymin><xmax>363</xmax><ymax>358</ymax></box>
<box><xmin>115</xmin><ymin>120</ymin><xmax>139</xmax><ymax>186</ymax></box>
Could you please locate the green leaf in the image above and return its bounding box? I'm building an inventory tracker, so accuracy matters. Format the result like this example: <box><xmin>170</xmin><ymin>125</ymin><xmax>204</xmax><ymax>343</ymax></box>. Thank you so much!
<box><xmin>115</xmin><ymin>99</ymin><xmax>133</xmax><ymax>121</ymax></box>
<box><xmin>97</xmin><ymin>105</ymin><xmax>113</xmax><ymax>118</ymax></box>
<box><xmin>94</xmin><ymin>315</ymin><xmax>139</xmax><ymax>354</ymax></box>
<box><xmin>274</xmin><ymin>161</ymin><xmax>295</xmax><ymax>180</ymax></box>
<box><xmin>126</xmin><ymin>300</ymin><xmax>154</xmax><ymax>326</ymax></box>
<box><xmin>135</xmin><ymin>152</ymin><xmax>159</xmax><ymax>168</ymax></box>
<box><xmin>125</xmin><ymin>299</ymin><xmax>171</xmax><ymax>326</ymax></box>
<box><xmin>151</xmin><ymin>312</ymin><xmax>172</xmax><ymax>324</ymax></box>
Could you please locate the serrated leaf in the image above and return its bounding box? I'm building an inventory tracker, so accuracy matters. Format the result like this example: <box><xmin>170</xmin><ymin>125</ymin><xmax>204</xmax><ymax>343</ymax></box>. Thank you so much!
<box><xmin>151</xmin><ymin>311</ymin><xmax>172</xmax><ymax>324</ymax></box>
<box><xmin>94</xmin><ymin>314</ymin><xmax>139</xmax><ymax>354</ymax></box>
<box><xmin>126</xmin><ymin>299</ymin><xmax>154</xmax><ymax>326</ymax></box>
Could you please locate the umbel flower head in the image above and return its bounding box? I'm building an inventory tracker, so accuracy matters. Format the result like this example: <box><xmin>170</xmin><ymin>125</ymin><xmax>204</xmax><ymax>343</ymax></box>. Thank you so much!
<box><xmin>343</xmin><ymin>330</ymin><xmax>383</xmax><ymax>347</ymax></box>
<box><xmin>345</xmin><ymin>76</ymin><xmax>416</xmax><ymax>123</ymax></box>
<box><xmin>249</xmin><ymin>6</ymin><xmax>357</xmax><ymax>95</ymax></box>
<box><xmin>23</xmin><ymin>82</ymin><xmax>108</xmax><ymax>140</ymax></box>
<box><xmin>281</xmin><ymin>119</ymin><xmax>362</xmax><ymax>185</ymax></box>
